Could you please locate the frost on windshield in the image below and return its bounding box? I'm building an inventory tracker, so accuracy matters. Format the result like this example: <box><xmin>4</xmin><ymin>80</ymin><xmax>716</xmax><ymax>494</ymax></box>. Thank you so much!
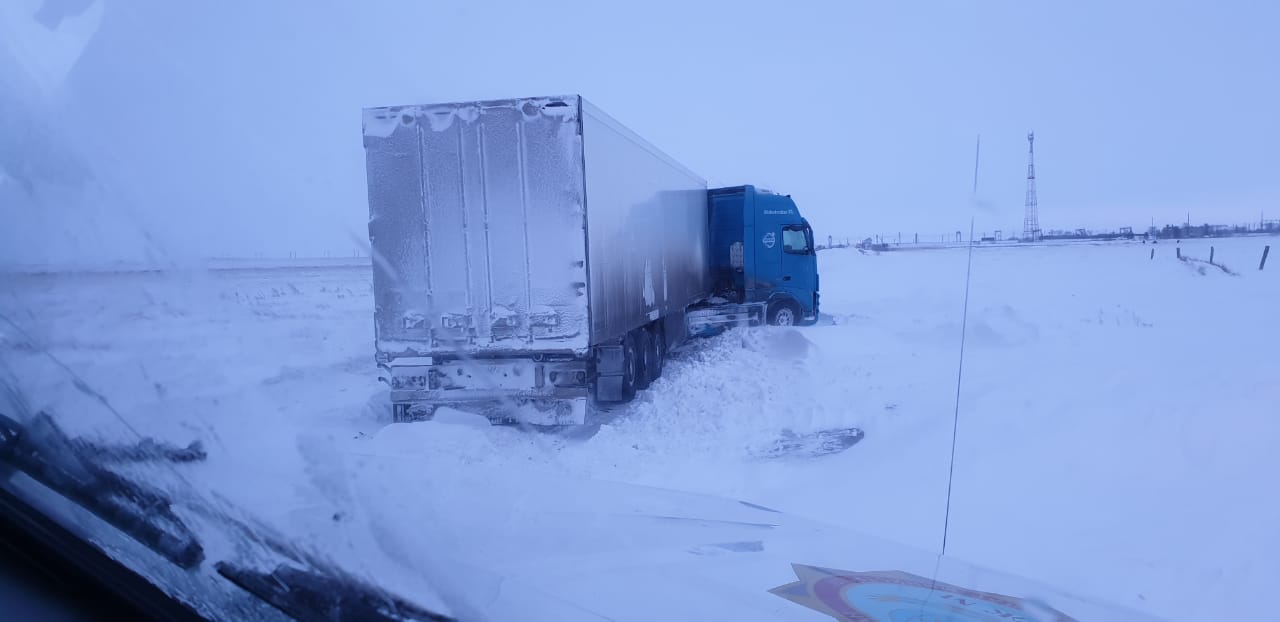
<box><xmin>2</xmin><ymin>2</ymin><xmax>1278</xmax><ymax>622</ymax></box>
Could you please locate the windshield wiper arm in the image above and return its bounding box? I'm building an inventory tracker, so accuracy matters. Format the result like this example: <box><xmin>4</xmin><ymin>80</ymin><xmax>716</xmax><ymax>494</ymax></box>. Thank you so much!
<box><xmin>216</xmin><ymin>562</ymin><xmax>455</xmax><ymax>622</ymax></box>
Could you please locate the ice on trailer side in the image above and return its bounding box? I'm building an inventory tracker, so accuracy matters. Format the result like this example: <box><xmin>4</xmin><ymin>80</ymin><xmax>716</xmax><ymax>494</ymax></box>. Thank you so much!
<box><xmin>361</xmin><ymin>107</ymin><xmax>406</xmax><ymax>138</ymax></box>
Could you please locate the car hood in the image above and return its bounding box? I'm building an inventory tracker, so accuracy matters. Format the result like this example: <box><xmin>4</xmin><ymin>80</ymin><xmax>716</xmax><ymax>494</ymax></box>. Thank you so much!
<box><xmin>338</xmin><ymin>427</ymin><xmax>1159</xmax><ymax>622</ymax></box>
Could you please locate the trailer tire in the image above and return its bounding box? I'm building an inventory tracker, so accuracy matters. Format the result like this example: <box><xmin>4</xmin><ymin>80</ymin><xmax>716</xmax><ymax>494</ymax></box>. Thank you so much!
<box><xmin>767</xmin><ymin>300</ymin><xmax>800</xmax><ymax>327</ymax></box>
<box><xmin>635</xmin><ymin>328</ymin><xmax>654</xmax><ymax>391</ymax></box>
<box><xmin>648</xmin><ymin>324</ymin><xmax>665</xmax><ymax>381</ymax></box>
<box><xmin>621</xmin><ymin>332</ymin><xmax>640</xmax><ymax>401</ymax></box>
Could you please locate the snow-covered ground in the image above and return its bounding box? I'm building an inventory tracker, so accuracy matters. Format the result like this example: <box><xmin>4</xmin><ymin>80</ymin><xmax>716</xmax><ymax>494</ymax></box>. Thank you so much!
<box><xmin>2</xmin><ymin>236</ymin><xmax>1277</xmax><ymax>620</ymax></box>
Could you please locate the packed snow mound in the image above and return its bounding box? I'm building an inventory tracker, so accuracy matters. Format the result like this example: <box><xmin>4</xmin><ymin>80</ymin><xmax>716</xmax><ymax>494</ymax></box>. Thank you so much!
<box><xmin>967</xmin><ymin>305</ymin><xmax>1040</xmax><ymax>347</ymax></box>
<box><xmin>591</xmin><ymin>328</ymin><xmax>866</xmax><ymax>461</ymax></box>
<box><xmin>3</xmin><ymin>239</ymin><xmax>1277</xmax><ymax>620</ymax></box>
<box><xmin>738</xmin><ymin>327</ymin><xmax>813</xmax><ymax>360</ymax></box>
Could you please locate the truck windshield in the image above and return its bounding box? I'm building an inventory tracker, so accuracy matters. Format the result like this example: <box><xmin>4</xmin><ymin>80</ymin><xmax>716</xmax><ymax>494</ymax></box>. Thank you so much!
<box><xmin>782</xmin><ymin>225</ymin><xmax>811</xmax><ymax>254</ymax></box>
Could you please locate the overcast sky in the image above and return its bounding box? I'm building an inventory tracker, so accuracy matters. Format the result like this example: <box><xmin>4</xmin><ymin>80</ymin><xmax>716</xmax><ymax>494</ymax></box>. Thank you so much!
<box><xmin>2</xmin><ymin>0</ymin><xmax>1278</xmax><ymax>263</ymax></box>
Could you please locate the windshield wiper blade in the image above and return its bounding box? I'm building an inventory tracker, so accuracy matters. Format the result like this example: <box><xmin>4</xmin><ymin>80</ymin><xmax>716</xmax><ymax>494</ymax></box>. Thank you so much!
<box><xmin>77</xmin><ymin>436</ymin><xmax>207</xmax><ymax>464</ymax></box>
<box><xmin>0</xmin><ymin>410</ymin><xmax>455</xmax><ymax>620</ymax></box>
<box><xmin>215</xmin><ymin>562</ymin><xmax>455</xmax><ymax>622</ymax></box>
<box><xmin>0</xmin><ymin>412</ymin><xmax>204</xmax><ymax>569</ymax></box>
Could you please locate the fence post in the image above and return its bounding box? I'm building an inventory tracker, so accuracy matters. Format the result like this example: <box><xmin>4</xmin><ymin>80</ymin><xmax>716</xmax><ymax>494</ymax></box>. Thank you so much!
<box><xmin>1210</xmin><ymin>246</ymin><xmax>1215</xmax><ymax>265</ymax></box>
<box><xmin>1262</xmin><ymin>245</ymin><xmax>1271</xmax><ymax>271</ymax></box>
<box><xmin>1177</xmin><ymin>247</ymin><xmax>1181</xmax><ymax>259</ymax></box>
<box><xmin>1150</xmin><ymin>248</ymin><xmax>1155</xmax><ymax>260</ymax></box>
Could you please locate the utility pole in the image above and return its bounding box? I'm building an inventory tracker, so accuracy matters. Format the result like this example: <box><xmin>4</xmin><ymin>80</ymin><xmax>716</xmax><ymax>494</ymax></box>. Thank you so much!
<box><xmin>1022</xmin><ymin>132</ymin><xmax>1041</xmax><ymax>242</ymax></box>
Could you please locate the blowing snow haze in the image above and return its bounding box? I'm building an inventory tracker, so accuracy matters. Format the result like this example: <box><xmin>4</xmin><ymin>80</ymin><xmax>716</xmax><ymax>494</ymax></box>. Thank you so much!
<box><xmin>2</xmin><ymin>0</ymin><xmax>1278</xmax><ymax>265</ymax></box>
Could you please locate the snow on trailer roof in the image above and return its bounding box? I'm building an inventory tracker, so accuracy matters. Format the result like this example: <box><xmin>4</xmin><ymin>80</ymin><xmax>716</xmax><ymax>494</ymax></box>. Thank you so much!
<box><xmin>362</xmin><ymin>95</ymin><xmax>709</xmax><ymax>187</ymax></box>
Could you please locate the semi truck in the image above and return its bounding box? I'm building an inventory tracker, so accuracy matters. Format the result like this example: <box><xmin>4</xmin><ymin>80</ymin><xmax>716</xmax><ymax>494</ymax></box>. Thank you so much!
<box><xmin>362</xmin><ymin>95</ymin><xmax>819</xmax><ymax>424</ymax></box>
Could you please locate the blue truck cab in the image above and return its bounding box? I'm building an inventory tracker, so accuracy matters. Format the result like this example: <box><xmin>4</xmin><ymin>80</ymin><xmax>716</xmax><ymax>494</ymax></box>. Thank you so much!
<box><xmin>708</xmin><ymin>186</ymin><xmax>819</xmax><ymax>326</ymax></box>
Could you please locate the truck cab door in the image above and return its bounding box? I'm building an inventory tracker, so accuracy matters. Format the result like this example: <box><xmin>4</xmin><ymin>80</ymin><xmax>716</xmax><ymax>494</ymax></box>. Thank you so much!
<box><xmin>753</xmin><ymin>224</ymin><xmax>782</xmax><ymax>296</ymax></box>
<box><xmin>779</xmin><ymin>222</ymin><xmax>818</xmax><ymax>314</ymax></box>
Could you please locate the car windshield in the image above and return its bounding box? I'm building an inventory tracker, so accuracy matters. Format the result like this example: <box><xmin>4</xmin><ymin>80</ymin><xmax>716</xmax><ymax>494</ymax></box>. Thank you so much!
<box><xmin>2</xmin><ymin>2</ymin><xmax>1277</xmax><ymax>621</ymax></box>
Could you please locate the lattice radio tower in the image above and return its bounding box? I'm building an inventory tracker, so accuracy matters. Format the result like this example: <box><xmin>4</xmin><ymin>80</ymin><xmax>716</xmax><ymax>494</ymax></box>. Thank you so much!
<box><xmin>1023</xmin><ymin>131</ymin><xmax>1041</xmax><ymax>242</ymax></box>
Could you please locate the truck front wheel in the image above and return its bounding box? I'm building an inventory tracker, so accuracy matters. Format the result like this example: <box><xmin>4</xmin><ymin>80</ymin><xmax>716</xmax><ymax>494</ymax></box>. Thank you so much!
<box><xmin>767</xmin><ymin>301</ymin><xmax>800</xmax><ymax>326</ymax></box>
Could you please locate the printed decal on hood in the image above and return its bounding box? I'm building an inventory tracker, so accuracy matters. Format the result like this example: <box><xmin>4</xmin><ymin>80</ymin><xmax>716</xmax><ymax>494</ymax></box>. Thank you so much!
<box><xmin>770</xmin><ymin>565</ymin><xmax>1078</xmax><ymax>621</ymax></box>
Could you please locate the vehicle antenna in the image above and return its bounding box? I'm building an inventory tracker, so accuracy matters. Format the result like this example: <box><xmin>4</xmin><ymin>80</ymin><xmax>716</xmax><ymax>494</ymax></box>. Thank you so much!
<box><xmin>941</xmin><ymin>217</ymin><xmax>975</xmax><ymax>556</ymax></box>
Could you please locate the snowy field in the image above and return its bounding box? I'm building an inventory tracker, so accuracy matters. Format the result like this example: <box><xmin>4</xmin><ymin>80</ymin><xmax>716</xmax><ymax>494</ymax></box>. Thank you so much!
<box><xmin>2</xmin><ymin>236</ymin><xmax>1278</xmax><ymax>620</ymax></box>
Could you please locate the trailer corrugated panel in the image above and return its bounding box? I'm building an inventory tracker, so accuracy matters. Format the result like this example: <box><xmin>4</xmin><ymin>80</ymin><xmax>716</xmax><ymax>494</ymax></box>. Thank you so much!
<box><xmin>363</xmin><ymin>96</ymin><xmax>591</xmax><ymax>357</ymax></box>
<box><xmin>364</xmin><ymin>95</ymin><xmax>711</xmax><ymax>359</ymax></box>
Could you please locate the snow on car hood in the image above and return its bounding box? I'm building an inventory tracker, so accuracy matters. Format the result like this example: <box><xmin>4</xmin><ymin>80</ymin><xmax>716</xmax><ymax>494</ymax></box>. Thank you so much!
<box><xmin>329</xmin><ymin>420</ymin><xmax>1157</xmax><ymax>622</ymax></box>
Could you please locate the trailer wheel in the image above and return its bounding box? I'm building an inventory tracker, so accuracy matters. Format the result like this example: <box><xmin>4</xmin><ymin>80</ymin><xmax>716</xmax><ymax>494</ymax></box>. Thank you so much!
<box><xmin>767</xmin><ymin>300</ymin><xmax>800</xmax><ymax>326</ymax></box>
<box><xmin>621</xmin><ymin>332</ymin><xmax>640</xmax><ymax>401</ymax></box>
<box><xmin>648</xmin><ymin>324</ymin><xmax>665</xmax><ymax>381</ymax></box>
<box><xmin>635</xmin><ymin>328</ymin><xmax>654</xmax><ymax>391</ymax></box>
